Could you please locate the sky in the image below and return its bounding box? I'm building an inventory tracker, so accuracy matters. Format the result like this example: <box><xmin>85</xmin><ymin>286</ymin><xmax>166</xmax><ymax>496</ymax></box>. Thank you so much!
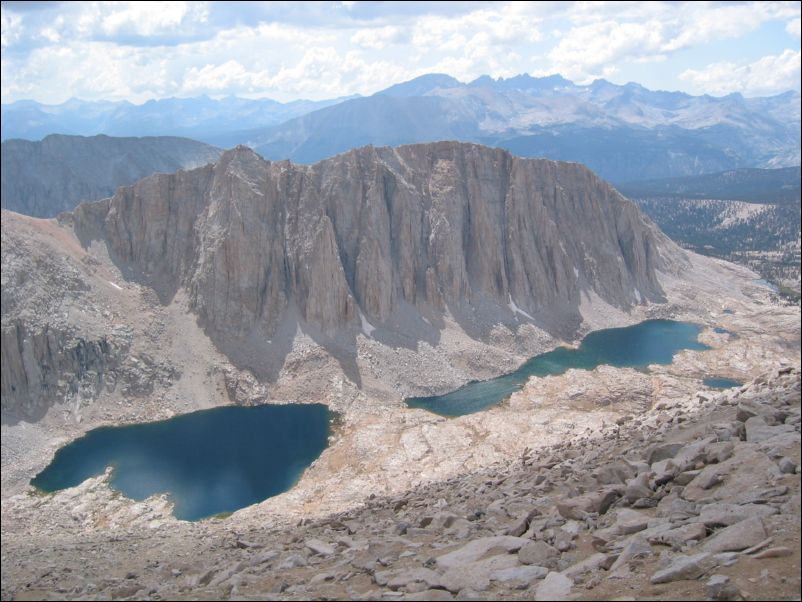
<box><xmin>1</xmin><ymin>1</ymin><xmax>801</xmax><ymax>105</ymax></box>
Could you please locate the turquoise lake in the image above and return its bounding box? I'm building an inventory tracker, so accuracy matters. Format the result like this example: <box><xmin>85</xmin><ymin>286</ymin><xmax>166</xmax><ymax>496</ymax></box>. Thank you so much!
<box><xmin>406</xmin><ymin>319</ymin><xmax>710</xmax><ymax>417</ymax></box>
<box><xmin>31</xmin><ymin>404</ymin><xmax>331</xmax><ymax>521</ymax></box>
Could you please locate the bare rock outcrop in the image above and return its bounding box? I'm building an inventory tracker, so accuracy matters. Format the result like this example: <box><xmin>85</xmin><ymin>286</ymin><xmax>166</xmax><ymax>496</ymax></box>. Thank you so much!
<box><xmin>0</xmin><ymin>321</ymin><xmax>128</xmax><ymax>422</ymax></box>
<box><xmin>0</xmin><ymin>211</ymin><xmax>177</xmax><ymax>423</ymax></box>
<box><xmin>71</xmin><ymin>142</ymin><xmax>687</xmax><ymax>376</ymax></box>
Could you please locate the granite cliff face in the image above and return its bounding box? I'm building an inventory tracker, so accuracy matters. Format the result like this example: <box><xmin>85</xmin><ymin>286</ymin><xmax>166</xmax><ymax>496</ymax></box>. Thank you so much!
<box><xmin>73</xmin><ymin>142</ymin><xmax>684</xmax><ymax>364</ymax></box>
<box><xmin>1</xmin><ymin>134</ymin><xmax>222</xmax><ymax>218</ymax></box>
<box><xmin>2</xmin><ymin>141</ymin><xmax>687</xmax><ymax>417</ymax></box>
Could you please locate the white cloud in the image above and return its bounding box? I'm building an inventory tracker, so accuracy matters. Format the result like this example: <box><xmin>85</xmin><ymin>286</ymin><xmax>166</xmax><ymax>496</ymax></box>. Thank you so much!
<box><xmin>263</xmin><ymin>46</ymin><xmax>415</xmax><ymax>99</ymax></box>
<box><xmin>101</xmin><ymin>2</ymin><xmax>193</xmax><ymax>36</ymax></box>
<box><xmin>214</xmin><ymin>21</ymin><xmax>330</xmax><ymax>49</ymax></box>
<box><xmin>7</xmin><ymin>1</ymin><xmax>212</xmax><ymax>47</ymax></box>
<box><xmin>182</xmin><ymin>59</ymin><xmax>264</xmax><ymax>93</ymax></box>
<box><xmin>1</xmin><ymin>14</ymin><xmax>358</xmax><ymax>104</ymax></box>
<box><xmin>565</xmin><ymin>0</ymin><xmax>799</xmax><ymax>30</ymax></box>
<box><xmin>1</xmin><ymin>1</ymin><xmax>801</xmax><ymax>103</ymax></box>
<box><xmin>547</xmin><ymin>19</ymin><xmax>666</xmax><ymax>82</ymax></box>
<box><xmin>679</xmin><ymin>49</ymin><xmax>802</xmax><ymax>96</ymax></box>
<box><xmin>38</xmin><ymin>26</ymin><xmax>61</xmax><ymax>44</ymax></box>
<box><xmin>66</xmin><ymin>1</ymin><xmax>210</xmax><ymax>40</ymax></box>
<box><xmin>404</xmin><ymin>4</ymin><xmax>544</xmax><ymax>83</ymax></box>
<box><xmin>2</xmin><ymin>2</ymin><xmax>547</xmax><ymax>103</ymax></box>
<box><xmin>542</xmin><ymin>1</ymin><xmax>802</xmax><ymax>84</ymax></box>
<box><xmin>1</xmin><ymin>10</ymin><xmax>22</xmax><ymax>48</ymax></box>
<box><xmin>788</xmin><ymin>17</ymin><xmax>801</xmax><ymax>38</ymax></box>
<box><xmin>412</xmin><ymin>5</ymin><xmax>542</xmax><ymax>51</ymax></box>
<box><xmin>351</xmin><ymin>25</ymin><xmax>405</xmax><ymax>50</ymax></box>
<box><xmin>3</xmin><ymin>41</ymin><xmax>173</xmax><ymax>102</ymax></box>
<box><xmin>660</xmin><ymin>2</ymin><xmax>797</xmax><ymax>52</ymax></box>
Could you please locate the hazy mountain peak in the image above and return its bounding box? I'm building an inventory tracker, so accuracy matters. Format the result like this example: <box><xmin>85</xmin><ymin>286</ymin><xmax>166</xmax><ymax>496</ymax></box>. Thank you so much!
<box><xmin>376</xmin><ymin>73</ymin><xmax>463</xmax><ymax>97</ymax></box>
<box><xmin>246</xmin><ymin>72</ymin><xmax>799</xmax><ymax>181</ymax></box>
<box><xmin>0</xmin><ymin>95</ymin><xmax>349</xmax><ymax>144</ymax></box>
<box><xmin>1</xmin><ymin>134</ymin><xmax>222</xmax><ymax>218</ymax></box>
<box><xmin>467</xmin><ymin>73</ymin><xmax>573</xmax><ymax>91</ymax></box>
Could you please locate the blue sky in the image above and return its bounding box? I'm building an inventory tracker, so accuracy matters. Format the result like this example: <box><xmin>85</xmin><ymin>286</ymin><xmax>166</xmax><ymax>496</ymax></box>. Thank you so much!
<box><xmin>1</xmin><ymin>1</ymin><xmax>800</xmax><ymax>104</ymax></box>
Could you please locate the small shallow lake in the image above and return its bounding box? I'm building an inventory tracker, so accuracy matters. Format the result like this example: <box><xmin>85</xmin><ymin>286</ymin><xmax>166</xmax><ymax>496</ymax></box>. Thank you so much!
<box><xmin>703</xmin><ymin>377</ymin><xmax>743</xmax><ymax>389</ymax></box>
<box><xmin>406</xmin><ymin>319</ymin><xmax>709</xmax><ymax>417</ymax></box>
<box><xmin>32</xmin><ymin>404</ymin><xmax>331</xmax><ymax>521</ymax></box>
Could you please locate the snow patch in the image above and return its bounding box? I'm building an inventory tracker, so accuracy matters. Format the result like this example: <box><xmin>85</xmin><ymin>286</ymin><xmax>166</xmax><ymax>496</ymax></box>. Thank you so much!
<box><xmin>360</xmin><ymin>311</ymin><xmax>376</xmax><ymax>336</ymax></box>
<box><xmin>508</xmin><ymin>294</ymin><xmax>534</xmax><ymax>320</ymax></box>
<box><xmin>633</xmin><ymin>288</ymin><xmax>642</xmax><ymax>303</ymax></box>
<box><xmin>107</xmin><ymin>281</ymin><xmax>123</xmax><ymax>291</ymax></box>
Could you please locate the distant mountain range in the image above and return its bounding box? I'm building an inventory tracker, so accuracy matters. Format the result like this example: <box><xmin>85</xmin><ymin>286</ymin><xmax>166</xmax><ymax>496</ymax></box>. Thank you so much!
<box><xmin>1</xmin><ymin>134</ymin><xmax>221</xmax><ymax>218</ymax></box>
<box><xmin>0</xmin><ymin>95</ymin><xmax>352</xmax><ymax>144</ymax></box>
<box><xmin>248</xmin><ymin>74</ymin><xmax>801</xmax><ymax>182</ymax></box>
<box><xmin>2</xmin><ymin>73</ymin><xmax>799</xmax><ymax>182</ymax></box>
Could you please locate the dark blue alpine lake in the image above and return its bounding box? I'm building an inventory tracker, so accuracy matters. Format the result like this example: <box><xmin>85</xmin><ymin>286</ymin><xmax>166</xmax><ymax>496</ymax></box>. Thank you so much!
<box><xmin>406</xmin><ymin>319</ymin><xmax>710</xmax><ymax>417</ymax></box>
<box><xmin>703</xmin><ymin>377</ymin><xmax>743</xmax><ymax>389</ymax></box>
<box><xmin>32</xmin><ymin>404</ymin><xmax>331</xmax><ymax>521</ymax></box>
<box><xmin>31</xmin><ymin>320</ymin><xmax>714</xmax><ymax>516</ymax></box>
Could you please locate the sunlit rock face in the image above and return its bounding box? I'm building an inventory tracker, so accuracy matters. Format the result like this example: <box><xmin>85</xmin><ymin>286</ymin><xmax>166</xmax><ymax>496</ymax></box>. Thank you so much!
<box><xmin>2</xmin><ymin>141</ymin><xmax>687</xmax><ymax>415</ymax></box>
<box><xmin>73</xmin><ymin>141</ymin><xmax>684</xmax><ymax>342</ymax></box>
